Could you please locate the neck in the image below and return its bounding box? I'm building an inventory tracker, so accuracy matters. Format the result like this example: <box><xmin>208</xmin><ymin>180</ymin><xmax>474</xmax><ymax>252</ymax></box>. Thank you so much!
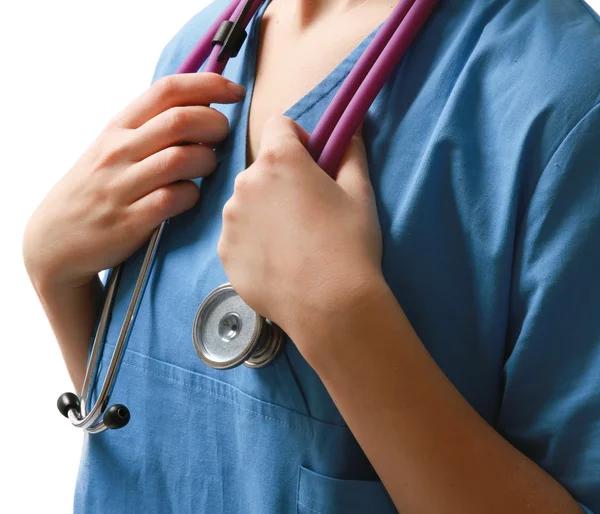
<box><xmin>270</xmin><ymin>0</ymin><xmax>373</xmax><ymax>29</ymax></box>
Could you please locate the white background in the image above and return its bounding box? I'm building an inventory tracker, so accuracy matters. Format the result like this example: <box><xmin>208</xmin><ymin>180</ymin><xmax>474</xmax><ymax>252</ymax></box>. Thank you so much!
<box><xmin>0</xmin><ymin>1</ymin><xmax>210</xmax><ymax>512</ymax></box>
<box><xmin>1</xmin><ymin>0</ymin><xmax>598</xmax><ymax>512</ymax></box>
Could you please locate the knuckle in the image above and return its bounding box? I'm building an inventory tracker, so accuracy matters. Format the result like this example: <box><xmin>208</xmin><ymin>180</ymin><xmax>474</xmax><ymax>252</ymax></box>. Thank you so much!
<box><xmin>93</xmin><ymin>143</ymin><xmax>121</xmax><ymax>170</ymax></box>
<box><xmin>104</xmin><ymin>146</ymin><xmax>126</xmax><ymax>167</ymax></box>
<box><xmin>233</xmin><ymin>171</ymin><xmax>251</xmax><ymax>194</ymax></box>
<box><xmin>258</xmin><ymin>145</ymin><xmax>286</xmax><ymax>167</ymax></box>
<box><xmin>258</xmin><ymin>138</ymin><xmax>302</xmax><ymax>169</ymax></box>
<box><xmin>200</xmin><ymin>72</ymin><xmax>225</xmax><ymax>92</ymax></box>
<box><xmin>221</xmin><ymin>200</ymin><xmax>237</xmax><ymax>223</ymax></box>
<box><xmin>94</xmin><ymin>131</ymin><xmax>133</xmax><ymax>169</ymax></box>
<box><xmin>119</xmin><ymin>208</ymin><xmax>140</xmax><ymax>235</ymax></box>
<box><xmin>91</xmin><ymin>184</ymin><xmax>112</xmax><ymax>208</ymax></box>
<box><xmin>152</xmin><ymin>187</ymin><xmax>176</xmax><ymax>214</ymax></box>
<box><xmin>158</xmin><ymin>146</ymin><xmax>187</xmax><ymax>175</ymax></box>
<box><xmin>153</xmin><ymin>75</ymin><xmax>180</xmax><ymax>103</ymax></box>
<box><xmin>102</xmin><ymin>177</ymin><xmax>123</xmax><ymax>201</ymax></box>
<box><xmin>216</xmin><ymin>238</ymin><xmax>227</xmax><ymax>262</ymax></box>
<box><xmin>164</xmin><ymin>108</ymin><xmax>188</xmax><ymax>137</ymax></box>
<box><xmin>91</xmin><ymin>187</ymin><xmax>122</xmax><ymax>229</ymax></box>
<box><xmin>106</xmin><ymin>113</ymin><xmax>123</xmax><ymax>129</ymax></box>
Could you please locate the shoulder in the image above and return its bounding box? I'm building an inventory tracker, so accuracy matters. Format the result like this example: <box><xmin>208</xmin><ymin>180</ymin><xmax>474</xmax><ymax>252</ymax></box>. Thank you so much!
<box><xmin>507</xmin><ymin>0</ymin><xmax>600</xmax><ymax>105</ymax></box>
<box><xmin>486</xmin><ymin>0</ymin><xmax>600</xmax><ymax>151</ymax></box>
<box><xmin>151</xmin><ymin>0</ymin><xmax>232</xmax><ymax>82</ymax></box>
<box><xmin>420</xmin><ymin>0</ymin><xmax>600</xmax><ymax>184</ymax></box>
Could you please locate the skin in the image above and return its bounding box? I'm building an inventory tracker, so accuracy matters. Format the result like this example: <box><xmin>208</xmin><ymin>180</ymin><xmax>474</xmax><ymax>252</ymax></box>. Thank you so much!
<box><xmin>24</xmin><ymin>0</ymin><xmax>585</xmax><ymax>512</ymax></box>
<box><xmin>23</xmin><ymin>72</ymin><xmax>247</xmax><ymax>391</ymax></box>
<box><xmin>220</xmin><ymin>116</ymin><xmax>583</xmax><ymax>514</ymax></box>
<box><xmin>246</xmin><ymin>0</ymin><xmax>397</xmax><ymax>164</ymax></box>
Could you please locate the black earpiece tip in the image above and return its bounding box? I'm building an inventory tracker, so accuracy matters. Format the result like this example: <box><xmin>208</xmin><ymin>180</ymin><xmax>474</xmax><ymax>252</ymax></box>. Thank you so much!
<box><xmin>57</xmin><ymin>392</ymin><xmax>80</xmax><ymax>418</ymax></box>
<box><xmin>103</xmin><ymin>404</ymin><xmax>130</xmax><ymax>430</ymax></box>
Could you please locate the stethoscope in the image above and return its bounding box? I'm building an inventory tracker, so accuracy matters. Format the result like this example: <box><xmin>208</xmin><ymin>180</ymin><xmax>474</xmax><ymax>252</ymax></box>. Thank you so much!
<box><xmin>56</xmin><ymin>0</ymin><xmax>438</xmax><ymax>433</ymax></box>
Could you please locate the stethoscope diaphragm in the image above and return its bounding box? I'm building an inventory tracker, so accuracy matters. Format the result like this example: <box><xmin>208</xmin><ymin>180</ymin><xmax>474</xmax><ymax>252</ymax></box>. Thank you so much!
<box><xmin>57</xmin><ymin>0</ymin><xmax>440</xmax><ymax>433</ymax></box>
<box><xmin>192</xmin><ymin>283</ymin><xmax>283</xmax><ymax>369</ymax></box>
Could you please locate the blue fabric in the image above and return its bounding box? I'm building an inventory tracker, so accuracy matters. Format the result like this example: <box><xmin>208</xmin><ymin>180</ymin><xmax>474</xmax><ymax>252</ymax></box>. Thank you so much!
<box><xmin>75</xmin><ymin>0</ymin><xmax>600</xmax><ymax>512</ymax></box>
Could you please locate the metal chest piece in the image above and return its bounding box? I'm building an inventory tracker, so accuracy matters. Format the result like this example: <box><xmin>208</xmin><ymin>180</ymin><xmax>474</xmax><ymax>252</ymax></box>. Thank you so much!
<box><xmin>192</xmin><ymin>284</ymin><xmax>283</xmax><ymax>369</ymax></box>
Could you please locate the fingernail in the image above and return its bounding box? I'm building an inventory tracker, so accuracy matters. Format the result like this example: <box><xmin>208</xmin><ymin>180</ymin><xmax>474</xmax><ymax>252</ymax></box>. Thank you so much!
<box><xmin>227</xmin><ymin>82</ymin><xmax>246</xmax><ymax>98</ymax></box>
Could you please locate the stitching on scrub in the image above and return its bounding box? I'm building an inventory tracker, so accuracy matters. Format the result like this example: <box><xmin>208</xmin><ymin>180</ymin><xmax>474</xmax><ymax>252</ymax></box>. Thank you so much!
<box><xmin>297</xmin><ymin>466</ymin><xmax>301</xmax><ymax>514</ymax></box>
<box><xmin>292</xmin><ymin>72</ymin><xmax>350</xmax><ymax>120</ymax></box>
<box><xmin>121</xmin><ymin>361</ymin><xmax>312</xmax><ymax>434</ymax></box>
<box><xmin>297</xmin><ymin>501</ymin><xmax>322</xmax><ymax>514</ymax></box>
<box><xmin>106</xmin><ymin>343</ymin><xmax>350</xmax><ymax>429</ymax></box>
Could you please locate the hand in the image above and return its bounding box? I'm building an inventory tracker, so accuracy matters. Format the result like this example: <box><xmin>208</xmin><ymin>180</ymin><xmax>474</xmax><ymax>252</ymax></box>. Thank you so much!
<box><xmin>23</xmin><ymin>73</ymin><xmax>246</xmax><ymax>291</ymax></box>
<box><xmin>218</xmin><ymin>116</ymin><xmax>383</xmax><ymax>357</ymax></box>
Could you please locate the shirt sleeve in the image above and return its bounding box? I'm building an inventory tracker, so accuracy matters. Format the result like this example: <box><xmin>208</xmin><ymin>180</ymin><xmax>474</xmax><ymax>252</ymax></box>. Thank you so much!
<box><xmin>498</xmin><ymin>103</ymin><xmax>600</xmax><ymax>512</ymax></box>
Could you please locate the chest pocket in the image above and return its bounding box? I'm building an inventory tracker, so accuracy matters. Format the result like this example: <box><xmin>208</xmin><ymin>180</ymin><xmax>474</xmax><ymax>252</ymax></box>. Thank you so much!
<box><xmin>297</xmin><ymin>466</ymin><xmax>398</xmax><ymax>514</ymax></box>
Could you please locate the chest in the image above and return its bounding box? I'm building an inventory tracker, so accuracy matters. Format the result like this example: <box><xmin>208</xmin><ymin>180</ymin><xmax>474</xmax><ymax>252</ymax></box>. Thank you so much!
<box><xmin>245</xmin><ymin>2</ymin><xmax>397</xmax><ymax>165</ymax></box>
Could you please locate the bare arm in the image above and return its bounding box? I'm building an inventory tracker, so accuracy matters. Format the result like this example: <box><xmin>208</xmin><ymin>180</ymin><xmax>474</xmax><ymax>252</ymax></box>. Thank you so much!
<box><xmin>298</xmin><ymin>279</ymin><xmax>583</xmax><ymax>514</ymax></box>
<box><xmin>26</xmin><ymin>271</ymin><xmax>103</xmax><ymax>394</ymax></box>
<box><xmin>218</xmin><ymin>115</ymin><xmax>587</xmax><ymax>514</ymax></box>
<box><xmin>23</xmin><ymin>73</ymin><xmax>246</xmax><ymax>392</ymax></box>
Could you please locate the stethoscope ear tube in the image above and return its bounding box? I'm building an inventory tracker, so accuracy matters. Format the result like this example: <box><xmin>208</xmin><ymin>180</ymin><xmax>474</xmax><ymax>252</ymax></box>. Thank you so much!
<box><xmin>57</xmin><ymin>393</ymin><xmax>130</xmax><ymax>430</ymax></box>
<box><xmin>58</xmin><ymin>0</ymin><xmax>439</xmax><ymax>433</ymax></box>
<box><xmin>58</xmin><ymin>223</ymin><xmax>166</xmax><ymax>433</ymax></box>
<box><xmin>56</xmin><ymin>0</ymin><xmax>263</xmax><ymax>434</ymax></box>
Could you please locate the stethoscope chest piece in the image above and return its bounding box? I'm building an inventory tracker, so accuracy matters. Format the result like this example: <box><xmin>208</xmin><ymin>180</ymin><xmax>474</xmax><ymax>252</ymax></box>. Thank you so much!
<box><xmin>192</xmin><ymin>283</ymin><xmax>283</xmax><ymax>369</ymax></box>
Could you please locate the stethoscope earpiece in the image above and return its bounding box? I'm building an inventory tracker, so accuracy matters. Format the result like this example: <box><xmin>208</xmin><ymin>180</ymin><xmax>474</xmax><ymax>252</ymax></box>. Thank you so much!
<box><xmin>192</xmin><ymin>284</ymin><xmax>283</xmax><ymax>369</ymax></box>
<box><xmin>57</xmin><ymin>392</ymin><xmax>80</xmax><ymax>419</ymax></box>
<box><xmin>103</xmin><ymin>404</ymin><xmax>131</xmax><ymax>430</ymax></box>
<box><xmin>58</xmin><ymin>0</ymin><xmax>439</xmax><ymax>433</ymax></box>
<box><xmin>57</xmin><ymin>393</ymin><xmax>130</xmax><ymax>430</ymax></box>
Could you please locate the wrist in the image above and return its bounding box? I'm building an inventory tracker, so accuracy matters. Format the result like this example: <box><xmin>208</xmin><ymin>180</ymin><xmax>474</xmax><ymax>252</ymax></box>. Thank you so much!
<box><xmin>28</xmin><ymin>268</ymin><xmax>93</xmax><ymax>303</ymax></box>
<box><xmin>24</xmin><ymin>248</ymin><xmax>94</xmax><ymax>299</ymax></box>
<box><xmin>23</xmin><ymin>228</ymin><xmax>92</xmax><ymax>295</ymax></box>
<box><xmin>287</xmin><ymin>271</ymin><xmax>392</xmax><ymax>366</ymax></box>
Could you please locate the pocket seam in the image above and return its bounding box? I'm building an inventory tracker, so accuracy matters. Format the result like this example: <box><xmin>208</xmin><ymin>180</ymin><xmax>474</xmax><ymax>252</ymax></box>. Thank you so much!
<box><xmin>297</xmin><ymin>501</ymin><xmax>322</xmax><ymax>514</ymax></box>
<box><xmin>104</xmin><ymin>342</ymin><xmax>350</xmax><ymax>430</ymax></box>
<box><xmin>297</xmin><ymin>465</ymin><xmax>397</xmax><ymax>514</ymax></box>
<box><xmin>121</xmin><ymin>361</ymin><xmax>313</xmax><ymax>434</ymax></box>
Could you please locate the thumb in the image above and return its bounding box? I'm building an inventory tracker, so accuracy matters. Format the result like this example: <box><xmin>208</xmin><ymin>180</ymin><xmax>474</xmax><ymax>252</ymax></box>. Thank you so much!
<box><xmin>335</xmin><ymin>125</ymin><xmax>372</xmax><ymax>199</ymax></box>
<box><xmin>259</xmin><ymin>115</ymin><xmax>311</xmax><ymax>155</ymax></box>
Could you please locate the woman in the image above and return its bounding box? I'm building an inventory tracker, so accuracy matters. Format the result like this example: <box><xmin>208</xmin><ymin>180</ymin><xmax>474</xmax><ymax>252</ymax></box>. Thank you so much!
<box><xmin>23</xmin><ymin>0</ymin><xmax>600</xmax><ymax>512</ymax></box>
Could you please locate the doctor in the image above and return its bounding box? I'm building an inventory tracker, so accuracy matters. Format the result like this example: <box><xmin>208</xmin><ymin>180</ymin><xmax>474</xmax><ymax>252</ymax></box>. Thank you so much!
<box><xmin>24</xmin><ymin>0</ymin><xmax>600</xmax><ymax>512</ymax></box>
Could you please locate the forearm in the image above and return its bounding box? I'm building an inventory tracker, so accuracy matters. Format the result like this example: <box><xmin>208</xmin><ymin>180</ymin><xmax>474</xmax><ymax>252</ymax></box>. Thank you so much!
<box><xmin>294</xmin><ymin>278</ymin><xmax>582</xmax><ymax>514</ymax></box>
<box><xmin>29</xmin><ymin>271</ymin><xmax>103</xmax><ymax>394</ymax></box>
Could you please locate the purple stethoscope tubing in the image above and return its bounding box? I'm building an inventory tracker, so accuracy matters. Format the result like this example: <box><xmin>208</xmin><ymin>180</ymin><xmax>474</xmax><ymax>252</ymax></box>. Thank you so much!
<box><xmin>56</xmin><ymin>0</ymin><xmax>438</xmax><ymax>434</ymax></box>
<box><xmin>178</xmin><ymin>0</ymin><xmax>439</xmax><ymax>176</ymax></box>
<box><xmin>178</xmin><ymin>0</ymin><xmax>264</xmax><ymax>76</ymax></box>
<box><xmin>314</xmin><ymin>0</ymin><xmax>438</xmax><ymax>175</ymax></box>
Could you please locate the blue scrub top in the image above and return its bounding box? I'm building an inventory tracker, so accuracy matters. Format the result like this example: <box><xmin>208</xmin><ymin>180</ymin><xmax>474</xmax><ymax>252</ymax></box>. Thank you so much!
<box><xmin>75</xmin><ymin>0</ymin><xmax>600</xmax><ymax>512</ymax></box>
